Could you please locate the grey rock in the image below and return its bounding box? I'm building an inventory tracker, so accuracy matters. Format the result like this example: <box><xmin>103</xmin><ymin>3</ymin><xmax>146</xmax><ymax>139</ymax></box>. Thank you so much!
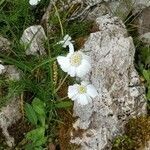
<box><xmin>135</xmin><ymin>7</ymin><xmax>150</xmax><ymax>35</ymax></box>
<box><xmin>0</xmin><ymin>65</ymin><xmax>21</xmax><ymax>147</ymax></box>
<box><xmin>70</xmin><ymin>15</ymin><xmax>147</xmax><ymax>150</ymax></box>
<box><xmin>5</xmin><ymin>65</ymin><xmax>21</xmax><ymax>80</ymax></box>
<box><xmin>20</xmin><ymin>25</ymin><xmax>47</xmax><ymax>56</ymax></box>
<box><xmin>0</xmin><ymin>36</ymin><xmax>11</xmax><ymax>53</ymax></box>
<box><xmin>132</xmin><ymin>0</ymin><xmax>150</xmax><ymax>14</ymax></box>
<box><xmin>0</xmin><ymin>98</ymin><xmax>21</xmax><ymax>147</ymax></box>
<box><xmin>133</xmin><ymin>7</ymin><xmax>150</xmax><ymax>44</ymax></box>
<box><xmin>140</xmin><ymin>32</ymin><xmax>150</xmax><ymax>44</ymax></box>
<box><xmin>84</xmin><ymin>0</ymin><xmax>109</xmax><ymax>5</ymax></box>
<box><xmin>80</xmin><ymin>0</ymin><xmax>133</xmax><ymax>21</ymax></box>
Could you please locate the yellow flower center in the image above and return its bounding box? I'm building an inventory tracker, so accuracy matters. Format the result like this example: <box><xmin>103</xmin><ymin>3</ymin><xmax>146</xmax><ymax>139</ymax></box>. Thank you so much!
<box><xmin>78</xmin><ymin>85</ymin><xmax>86</xmax><ymax>94</ymax></box>
<box><xmin>70</xmin><ymin>52</ymin><xmax>82</xmax><ymax>67</ymax></box>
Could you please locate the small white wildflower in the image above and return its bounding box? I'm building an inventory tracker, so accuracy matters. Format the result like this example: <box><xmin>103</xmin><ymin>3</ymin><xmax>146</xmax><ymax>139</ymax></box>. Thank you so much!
<box><xmin>57</xmin><ymin>51</ymin><xmax>91</xmax><ymax>77</ymax></box>
<box><xmin>0</xmin><ymin>64</ymin><xmax>5</xmax><ymax>74</ymax></box>
<box><xmin>68</xmin><ymin>81</ymin><xmax>98</xmax><ymax>105</ymax></box>
<box><xmin>58</xmin><ymin>34</ymin><xmax>74</xmax><ymax>53</ymax></box>
<box><xmin>29</xmin><ymin>0</ymin><xmax>41</xmax><ymax>6</ymax></box>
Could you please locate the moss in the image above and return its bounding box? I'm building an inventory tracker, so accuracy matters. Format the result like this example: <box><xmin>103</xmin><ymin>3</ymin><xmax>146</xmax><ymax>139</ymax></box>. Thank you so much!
<box><xmin>112</xmin><ymin>116</ymin><xmax>150</xmax><ymax>150</ymax></box>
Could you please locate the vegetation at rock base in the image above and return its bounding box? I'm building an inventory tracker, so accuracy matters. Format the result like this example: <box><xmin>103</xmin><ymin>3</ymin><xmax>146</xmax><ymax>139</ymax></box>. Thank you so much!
<box><xmin>112</xmin><ymin>116</ymin><xmax>150</xmax><ymax>150</ymax></box>
<box><xmin>0</xmin><ymin>0</ymin><xmax>93</xmax><ymax>149</ymax></box>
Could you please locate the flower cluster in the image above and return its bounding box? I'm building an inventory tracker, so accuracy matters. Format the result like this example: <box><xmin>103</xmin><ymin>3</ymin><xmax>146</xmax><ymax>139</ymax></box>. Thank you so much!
<box><xmin>57</xmin><ymin>35</ymin><xmax>98</xmax><ymax>105</ymax></box>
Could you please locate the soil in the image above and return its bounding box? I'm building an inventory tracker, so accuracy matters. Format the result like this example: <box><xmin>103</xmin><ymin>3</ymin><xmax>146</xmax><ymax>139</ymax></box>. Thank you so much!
<box><xmin>57</xmin><ymin>109</ymin><xmax>80</xmax><ymax>150</ymax></box>
<box><xmin>0</xmin><ymin>118</ymin><xmax>33</xmax><ymax>149</ymax></box>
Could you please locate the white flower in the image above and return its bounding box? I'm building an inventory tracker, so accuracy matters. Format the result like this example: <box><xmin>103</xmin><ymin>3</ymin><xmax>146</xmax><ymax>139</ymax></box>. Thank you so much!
<box><xmin>57</xmin><ymin>51</ymin><xmax>91</xmax><ymax>77</ymax></box>
<box><xmin>29</xmin><ymin>0</ymin><xmax>41</xmax><ymax>5</ymax></box>
<box><xmin>58</xmin><ymin>34</ymin><xmax>74</xmax><ymax>53</ymax></box>
<box><xmin>0</xmin><ymin>64</ymin><xmax>5</xmax><ymax>74</ymax></box>
<box><xmin>68</xmin><ymin>81</ymin><xmax>98</xmax><ymax>105</ymax></box>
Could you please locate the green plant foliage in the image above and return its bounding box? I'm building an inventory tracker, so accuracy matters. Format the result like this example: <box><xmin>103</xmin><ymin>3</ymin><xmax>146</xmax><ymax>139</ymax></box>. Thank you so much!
<box><xmin>0</xmin><ymin>0</ymin><xmax>34</xmax><ymax>39</ymax></box>
<box><xmin>0</xmin><ymin>0</ymin><xmax>94</xmax><ymax>149</ymax></box>
<box><xmin>54</xmin><ymin>100</ymin><xmax>73</xmax><ymax>108</ymax></box>
<box><xmin>142</xmin><ymin>69</ymin><xmax>150</xmax><ymax>99</ymax></box>
<box><xmin>25</xmin><ymin>127</ymin><xmax>47</xmax><ymax>149</ymax></box>
<box><xmin>25</xmin><ymin>103</ymin><xmax>38</xmax><ymax>126</ymax></box>
<box><xmin>112</xmin><ymin>116</ymin><xmax>150</xmax><ymax>150</ymax></box>
<box><xmin>139</xmin><ymin>46</ymin><xmax>150</xmax><ymax>68</ymax></box>
<box><xmin>112</xmin><ymin>135</ymin><xmax>132</xmax><ymax>150</ymax></box>
<box><xmin>135</xmin><ymin>45</ymin><xmax>150</xmax><ymax>111</ymax></box>
<box><xmin>25</xmin><ymin>98</ymin><xmax>47</xmax><ymax>148</ymax></box>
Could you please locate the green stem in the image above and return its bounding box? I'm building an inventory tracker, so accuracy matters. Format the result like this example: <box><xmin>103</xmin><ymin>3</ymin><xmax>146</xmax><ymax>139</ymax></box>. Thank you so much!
<box><xmin>53</xmin><ymin>2</ymin><xmax>64</xmax><ymax>37</ymax></box>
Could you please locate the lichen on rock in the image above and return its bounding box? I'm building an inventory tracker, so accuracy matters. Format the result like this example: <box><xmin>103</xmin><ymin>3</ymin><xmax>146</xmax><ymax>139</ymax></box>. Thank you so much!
<box><xmin>70</xmin><ymin>14</ymin><xmax>147</xmax><ymax>150</ymax></box>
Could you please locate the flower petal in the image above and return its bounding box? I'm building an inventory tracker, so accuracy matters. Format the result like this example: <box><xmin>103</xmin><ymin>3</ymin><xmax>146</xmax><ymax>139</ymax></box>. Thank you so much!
<box><xmin>57</xmin><ymin>56</ymin><xmax>70</xmax><ymax>72</ymax></box>
<box><xmin>68</xmin><ymin>85</ymin><xmax>78</xmax><ymax>99</ymax></box>
<box><xmin>68</xmin><ymin>43</ymin><xmax>74</xmax><ymax>53</ymax></box>
<box><xmin>64</xmin><ymin>34</ymin><xmax>71</xmax><ymax>41</ymax></box>
<box><xmin>82</xmin><ymin>53</ymin><xmax>91</xmax><ymax>62</ymax></box>
<box><xmin>76</xmin><ymin>59</ymin><xmax>91</xmax><ymax>77</ymax></box>
<box><xmin>85</xmin><ymin>94</ymin><xmax>92</xmax><ymax>103</ymax></box>
<box><xmin>68</xmin><ymin>66</ymin><xmax>76</xmax><ymax>77</ymax></box>
<box><xmin>62</xmin><ymin>35</ymin><xmax>72</xmax><ymax>47</ymax></box>
<box><xmin>0</xmin><ymin>64</ymin><xmax>5</xmax><ymax>74</ymax></box>
<box><xmin>29</xmin><ymin>0</ymin><xmax>40</xmax><ymax>5</ymax></box>
<box><xmin>81</xmin><ymin>81</ymin><xmax>89</xmax><ymax>87</ymax></box>
<box><xmin>77</xmin><ymin>94</ymin><xmax>89</xmax><ymax>105</ymax></box>
<box><xmin>0</xmin><ymin>64</ymin><xmax>5</xmax><ymax>70</ymax></box>
<box><xmin>87</xmin><ymin>84</ymin><xmax>98</xmax><ymax>98</ymax></box>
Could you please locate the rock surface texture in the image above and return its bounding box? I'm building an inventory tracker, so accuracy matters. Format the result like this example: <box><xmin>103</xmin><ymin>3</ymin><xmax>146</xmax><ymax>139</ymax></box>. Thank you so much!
<box><xmin>134</xmin><ymin>6</ymin><xmax>150</xmax><ymax>45</ymax></box>
<box><xmin>0</xmin><ymin>37</ymin><xmax>22</xmax><ymax>147</ymax></box>
<box><xmin>69</xmin><ymin>0</ymin><xmax>150</xmax><ymax>21</ymax></box>
<box><xmin>0</xmin><ymin>36</ymin><xmax>11</xmax><ymax>53</ymax></box>
<box><xmin>0</xmin><ymin>98</ymin><xmax>21</xmax><ymax>147</ymax></box>
<box><xmin>0</xmin><ymin>65</ymin><xmax>21</xmax><ymax>147</ymax></box>
<box><xmin>20</xmin><ymin>25</ymin><xmax>47</xmax><ymax>55</ymax></box>
<box><xmin>71</xmin><ymin>15</ymin><xmax>147</xmax><ymax>150</ymax></box>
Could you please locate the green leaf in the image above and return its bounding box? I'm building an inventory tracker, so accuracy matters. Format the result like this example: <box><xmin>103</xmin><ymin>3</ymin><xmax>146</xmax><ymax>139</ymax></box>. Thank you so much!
<box><xmin>25</xmin><ymin>103</ymin><xmax>38</xmax><ymax>126</ymax></box>
<box><xmin>147</xmin><ymin>87</ymin><xmax>150</xmax><ymax>99</ymax></box>
<box><xmin>34</xmin><ymin>137</ymin><xmax>47</xmax><ymax>147</ymax></box>
<box><xmin>25</xmin><ymin>143</ymin><xmax>35</xmax><ymax>150</ymax></box>
<box><xmin>0</xmin><ymin>0</ymin><xmax>5</xmax><ymax>6</ymax></box>
<box><xmin>38</xmin><ymin>115</ymin><xmax>45</xmax><ymax>127</ymax></box>
<box><xmin>26</xmin><ymin>127</ymin><xmax>45</xmax><ymax>142</ymax></box>
<box><xmin>32</xmin><ymin>98</ymin><xmax>45</xmax><ymax>116</ymax></box>
<box><xmin>32</xmin><ymin>57</ymin><xmax>56</xmax><ymax>71</ymax></box>
<box><xmin>55</xmin><ymin>101</ymin><xmax>72</xmax><ymax>108</ymax></box>
<box><xmin>143</xmin><ymin>69</ymin><xmax>150</xmax><ymax>81</ymax></box>
<box><xmin>26</xmin><ymin>127</ymin><xmax>46</xmax><ymax>147</ymax></box>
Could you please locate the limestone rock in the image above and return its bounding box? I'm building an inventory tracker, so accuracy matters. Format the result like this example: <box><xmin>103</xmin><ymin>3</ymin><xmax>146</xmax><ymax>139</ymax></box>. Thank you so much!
<box><xmin>20</xmin><ymin>25</ymin><xmax>47</xmax><ymax>56</ymax></box>
<box><xmin>132</xmin><ymin>0</ymin><xmax>150</xmax><ymax>14</ymax></box>
<box><xmin>140</xmin><ymin>32</ymin><xmax>150</xmax><ymax>44</ymax></box>
<box><xmin>0</xmin><ymin>36</ymin><xmax>11</xmax><ymax>53</ymax></box>
<box><xmin>135</xmin><ymin>7</ymin><xmax>150</xmax><ymax>35</ymax></box>
<box><xmin>0</xmin><ymin>65</ymin><xmax>21</xmax><ymax>147</ymax></box>
<box><xmin>0</xmin><ymin>98</ymin><xmax>21</xmax><ymax>147</ymax></box>
<box><xmin>5</xmin><ymin>65</ymin><xmax>21</xmax><ymax>80</ymax></box>
<box><xmin>71</xmin><ymin>15</ymin><xmax>147</xmax><ymax>150</ymax></box>
<box><xmin>87</xmin><ymin>1</ymin><xmax>132</xmax><ymax>21</ymax></box>
<box><xmin>133</xmin><ymin>7</ymin><xmax>150</xmax><ymax>44</ymax></box>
